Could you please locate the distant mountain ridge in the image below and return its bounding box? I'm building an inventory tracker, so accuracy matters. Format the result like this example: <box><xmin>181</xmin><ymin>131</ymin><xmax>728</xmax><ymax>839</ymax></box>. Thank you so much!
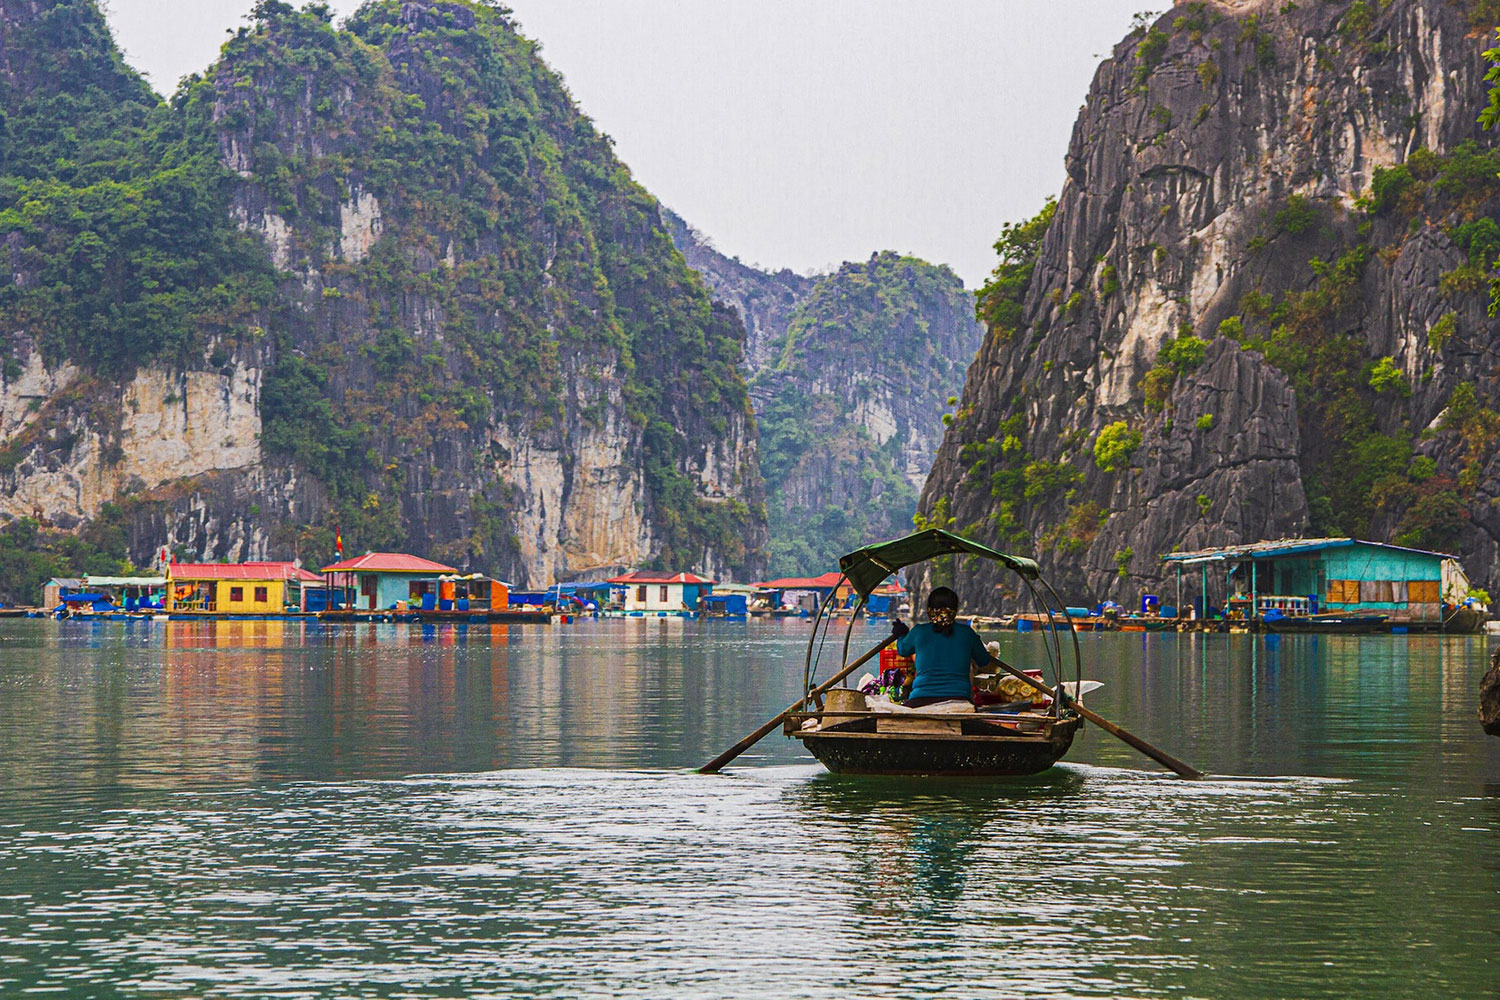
<box><xmin>667</xmin><ymin>218</ymin><xmax>981</xmax><ymax>576</ymax></box>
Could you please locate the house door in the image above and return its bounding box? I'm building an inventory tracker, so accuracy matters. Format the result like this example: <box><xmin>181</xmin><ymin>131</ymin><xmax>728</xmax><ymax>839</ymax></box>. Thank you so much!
<box><xmin>362</xmin><ymin>575</ymin><xmax>378</xmax><ymax>610</ymax></box>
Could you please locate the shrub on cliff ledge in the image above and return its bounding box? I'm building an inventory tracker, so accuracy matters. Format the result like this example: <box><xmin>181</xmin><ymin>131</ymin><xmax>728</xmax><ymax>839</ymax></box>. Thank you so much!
<box><xmin>976</xmin><ymin>199</ymin><xmax>1056</xmax><ymax>338</ymax></box>
<box><xmin>1094</xmin><ymin>421</ymin><xmax>1142</xmax><ymax>472</ymax></box>
<box><xmin>1368</xmin><ymin>356</ymin><xmax>1410</xmax><ymax>396</ymax></box>
<box><xmin>1141</xmin><ymin>335</ymin><xmax>1207</xmax><ymax>411</ymax></box>
<box><xmin>1132</xmin><ymin>28</ymin><xmax>1169</xmax><ymax>88</ymax></box>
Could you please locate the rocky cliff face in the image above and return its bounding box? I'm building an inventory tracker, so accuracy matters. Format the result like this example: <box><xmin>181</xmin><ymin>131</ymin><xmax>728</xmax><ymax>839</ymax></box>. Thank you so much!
<box><xmin>0</xmin><ymin>0</ymin><xmax>767</xmax><ymax>588</ymax></box>
<box><xmin>919</xmin><ymin>0</ymin><xmax>1500</xmax><ymax>608</ymax></box>
<box><xmin>668</xmin><ymin>220</ymin><xmax>982</xmax><ymax>576</ymax></box>
<box><xmin>662</xmin><ymin>210</ymin><xmax>812</xmax><ymax>371</ymax></box>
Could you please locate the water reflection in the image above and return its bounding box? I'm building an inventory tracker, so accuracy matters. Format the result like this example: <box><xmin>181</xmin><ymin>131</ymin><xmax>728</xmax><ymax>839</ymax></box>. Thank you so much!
<box><xmin>1</xmin><ymin>622</ymin><xmax>1500</xmax><ymax>997</ymax></box>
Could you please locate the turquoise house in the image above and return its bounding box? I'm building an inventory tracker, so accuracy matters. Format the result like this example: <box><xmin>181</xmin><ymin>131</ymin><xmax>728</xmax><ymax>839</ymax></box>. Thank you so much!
<box><xmin>321</xmin><ymin>552</ymin><xmax>459</xmax><ymax>611</ymax></box>
<box><xmin>1161</xmin><ymin>537</ymin><xmax>1471</xmax><ymax>621</ymax></box>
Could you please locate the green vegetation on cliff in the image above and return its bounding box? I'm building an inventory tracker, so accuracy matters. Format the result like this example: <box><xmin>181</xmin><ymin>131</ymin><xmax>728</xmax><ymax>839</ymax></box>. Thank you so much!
<box><xmin>230</xmin><ymin>1</ymin><xmax>762</xmax><ymax>569</ymax></box>
<box><xmin>755</xmin><ymin>251</ymin><xmax>977</xmax><ymax>577</ymax></box>
<box><xmin>0</xmin><ymin>0</ymin><xmax>276</xmax><ymax>370</ymax></box>
<box><xmin>0</xmin><ymin>0</ymin><xmax>766</xmax><ymax>580</ymax></box>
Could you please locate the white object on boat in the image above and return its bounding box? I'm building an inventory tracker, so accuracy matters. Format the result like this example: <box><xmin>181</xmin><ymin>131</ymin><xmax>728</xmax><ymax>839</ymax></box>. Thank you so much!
<box><xmin>863</xmin><ymin>695</ymin><xmax>974</xmax><ymax>715</ymax></box>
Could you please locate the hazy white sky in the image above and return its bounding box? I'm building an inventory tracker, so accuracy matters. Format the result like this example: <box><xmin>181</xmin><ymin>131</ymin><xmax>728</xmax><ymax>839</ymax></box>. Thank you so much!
<box><xmin>101</xmin><ymin>0</ymin><xmax>1149</xmax><ymax>286</ymax></box>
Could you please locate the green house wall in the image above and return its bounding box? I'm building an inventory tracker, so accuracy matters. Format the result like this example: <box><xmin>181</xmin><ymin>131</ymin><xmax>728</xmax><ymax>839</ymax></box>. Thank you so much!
<box><xmin>1244</xmin><ymin>543</ymin><xmax>1445</xmax><ymax>611</ymax></box>
<box><xmin>1320</xmin><ymin>544</ymin><xmax>1441</xmax><ymax>582</ymax></box>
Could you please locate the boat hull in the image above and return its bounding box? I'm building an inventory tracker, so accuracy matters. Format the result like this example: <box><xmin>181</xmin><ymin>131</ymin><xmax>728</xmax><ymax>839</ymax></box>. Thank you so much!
<box><xmin>1262</xmin><ymin>614</ymin><xmax>1388</xmax><ymax>634</ymax></box>
<box><xmin>1392</xmin><ymin>606</ymin><xmax>1488</xmax><ymax>634</ymax></box>
<box><xmin>796</xmin><ymin>716</ymin><xmax>1079</xmax><ymax>776</ymax></box>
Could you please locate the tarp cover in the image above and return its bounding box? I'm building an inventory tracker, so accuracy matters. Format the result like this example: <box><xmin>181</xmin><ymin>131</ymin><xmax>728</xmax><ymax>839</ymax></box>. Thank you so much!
<box><xmin>838</xmin><ymin>528</ymin><xmax>1039</xmax><ymax>599</ymax></box>
<box><xmin>82</xmin><ymin>576</ymin><xmax>167</xmax><ymax>587</ymax></box>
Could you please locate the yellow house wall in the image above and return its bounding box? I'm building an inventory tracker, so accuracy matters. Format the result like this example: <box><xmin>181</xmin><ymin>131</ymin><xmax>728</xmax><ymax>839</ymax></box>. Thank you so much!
<box><xmin>173</xmin><ymin>578</ymin><xmax>287</xmax><ymax>613</ymax></box>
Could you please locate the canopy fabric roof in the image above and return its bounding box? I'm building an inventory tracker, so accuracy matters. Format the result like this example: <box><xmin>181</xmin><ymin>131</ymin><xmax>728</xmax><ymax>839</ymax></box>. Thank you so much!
<box><xmin>1160</xmin><ymin>536</ymin><xmax>1453</xmax><ymax>565</ymax></box>
<box><xmin>708</xmin><ymin>583</ymin><xmax>758</xmax><ymax>595</ymax></box>
<box><xmin>838</xmin><ymin>529</ymin><xmax>1039</xmax><ymax>599</ymax></box>
<box><xmin>321</xmin><ymin>552</ymin><xmax>457</xmax><ymax>574</ymax></box>
<box><xmin>82</xmin><ymin>576</ymin><xmax>168</xmax><ymax>587</ymax></box>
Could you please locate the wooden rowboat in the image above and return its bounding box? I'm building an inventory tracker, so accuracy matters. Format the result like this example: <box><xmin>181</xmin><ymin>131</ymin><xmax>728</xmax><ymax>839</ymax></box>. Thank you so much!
<box><xmin>785</xmin><ymin>529</ymin><xmax>1088</xmax><ymax>777</ymax></box>
<box><xmin>787</xmin><ymin>704</ymin><xmax>1080</xmax><ymax>776</ymax></box>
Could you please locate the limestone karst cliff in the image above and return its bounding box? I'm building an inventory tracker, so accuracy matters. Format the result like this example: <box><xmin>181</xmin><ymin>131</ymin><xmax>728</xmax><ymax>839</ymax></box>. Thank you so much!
<box><xmin>0</xmin><ymin>0</ymin><xmax>767</xmax><ymax>594</ymax></box>
<box><xmin>918</xmin><ymin>0</ymin><xmax>1500</xmax><ymax>608</ymax></box>
<box><xmin>662</xmin><ymin>210</ymin><xmax>812</xmax><ymax>372</ymax></box>
<box><xmin>668</xmin><ymin>217</ymin><xmax>982</xmax><ymax>577</ymax></box>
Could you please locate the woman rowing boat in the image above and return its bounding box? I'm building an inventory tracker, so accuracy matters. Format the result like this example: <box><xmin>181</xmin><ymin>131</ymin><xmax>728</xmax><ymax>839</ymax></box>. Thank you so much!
<box><xmin>890</xmin><ymin>586</ymin><xmax>997</xmax><ymax>707</ymax></box>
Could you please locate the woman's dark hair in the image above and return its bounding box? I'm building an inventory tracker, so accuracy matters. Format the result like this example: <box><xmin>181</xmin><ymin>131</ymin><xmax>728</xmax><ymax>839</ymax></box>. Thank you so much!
<box><xmin>927</xmin><ymin>587</ymin><xmax>958</xmax><ymax>610</ymax></box>
<box><xmin>927</xmin><ymin>587</ymin><xmax>959</xmax><ymax>635</ymax></box>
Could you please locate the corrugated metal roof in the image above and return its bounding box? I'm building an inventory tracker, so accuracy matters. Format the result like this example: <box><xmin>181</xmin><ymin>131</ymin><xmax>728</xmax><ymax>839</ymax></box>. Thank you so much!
<box><xmin>1161</xmin><ymin>537</ymin><xmax>1454</xmax><ymax>565</ymax></box>
<box><xmin>170</xmin><ymin>562</ymin><xmax>323</xmax><ymax>582</ymax></box>
<box><xmin>320</xmin><ymin>552</ymin><xmax>458</xmax><ymax>574</ymax></box>
<box><xmin>606</xmin><ymin>571</ymin><xmax>716</xmax><ymax>585</ymax></box>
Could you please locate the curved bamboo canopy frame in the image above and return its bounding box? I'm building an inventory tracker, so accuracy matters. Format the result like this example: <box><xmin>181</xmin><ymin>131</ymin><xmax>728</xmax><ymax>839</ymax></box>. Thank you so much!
<box><xmin>837</xmin><ymin>528</ymin><xmax>1039</xmax><ymax>600</ymax></box>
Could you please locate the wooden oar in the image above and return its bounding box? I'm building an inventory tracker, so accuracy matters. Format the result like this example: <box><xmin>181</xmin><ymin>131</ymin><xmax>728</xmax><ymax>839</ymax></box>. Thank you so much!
<box><xmin>996</xmin><ymin>660</ymin><xmax>1204</xmax><ymax>779</ymax></box>
<box><xmin>698</xmin><ymin>635</ymin><xmax>896</xmax><ymax>774</ymax></box>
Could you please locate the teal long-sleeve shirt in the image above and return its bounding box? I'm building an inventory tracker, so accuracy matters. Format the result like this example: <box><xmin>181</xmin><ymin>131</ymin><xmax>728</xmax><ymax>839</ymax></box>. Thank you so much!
<box><xmin>895</xmin><ymin>621</ymin><xmax>994</xmax><ymax>701</ymax></box>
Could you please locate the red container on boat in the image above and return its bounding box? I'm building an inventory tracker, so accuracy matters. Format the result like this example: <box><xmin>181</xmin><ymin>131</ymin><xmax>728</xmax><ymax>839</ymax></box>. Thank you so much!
<box><xmin>878</xmin><ymin>648</ymin><xmax>914</xmax><ymax>674</ymax></box>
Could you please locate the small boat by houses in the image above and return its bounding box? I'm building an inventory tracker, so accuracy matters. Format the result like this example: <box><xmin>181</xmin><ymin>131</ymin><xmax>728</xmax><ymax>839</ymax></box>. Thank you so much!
<box><xmin>1257</xmin><ymin>606</ymin><xmax>1390</xmax><ymax>634</ymax></box>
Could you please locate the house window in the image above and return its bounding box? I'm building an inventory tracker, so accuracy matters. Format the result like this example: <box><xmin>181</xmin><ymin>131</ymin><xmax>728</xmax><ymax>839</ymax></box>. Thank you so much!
<box><xmin>636</xmin><ymin>586</ymin><xmax>646</xmax><ymax>603</ymax></box>
<box><xmin>659</xmin><ymin>585</ymin><xmax>669</xmax><ymax>603</ymax></box>
<box><xmin>1327</xmin><ymin>580</ymin><xmax>1357</xmax><ymax>603</ymax></box>
<box><xmin>229</xmin><ymin>586</ymin><xmax>244</xmax><ymax>602</ymax></box>
<box><xmin>254</xmin><ymin>586</ymin><xmax>268</xmax><ymax>603</ymax></box>
<box><xmin>1408</xmin><ymin>580</ymin><xmax>1439</xmax><ymax>603</ymax></box>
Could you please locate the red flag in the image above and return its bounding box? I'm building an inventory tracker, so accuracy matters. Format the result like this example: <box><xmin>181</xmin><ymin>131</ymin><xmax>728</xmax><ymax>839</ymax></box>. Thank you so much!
<box><xmin>335</xmin><ymin>525</ymin><xmax>343</xmax><ymax>558</ymax></box>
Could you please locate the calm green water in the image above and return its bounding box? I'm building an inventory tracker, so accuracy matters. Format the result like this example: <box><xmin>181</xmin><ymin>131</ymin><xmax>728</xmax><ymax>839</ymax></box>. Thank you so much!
<box><xmin>0</xmin><ymin>618</ymin><xmax>1497</xmax><ymax>998</ymax></box>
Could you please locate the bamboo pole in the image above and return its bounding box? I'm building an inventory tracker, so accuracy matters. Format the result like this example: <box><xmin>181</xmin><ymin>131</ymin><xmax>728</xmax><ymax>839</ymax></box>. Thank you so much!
<box><xmin>698</xmin><ymin>635</ymin><xmax>895</xmax><ymax>774</ymax></box>
<box><xmin>996</xmin><ymin>661</ymin><xmax>1204</xmax><ymax>779</ymax></box>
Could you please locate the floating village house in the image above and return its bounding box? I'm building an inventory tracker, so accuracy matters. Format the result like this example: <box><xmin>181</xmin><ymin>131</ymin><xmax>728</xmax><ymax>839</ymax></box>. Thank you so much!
<box><xmin>321</xmin><ymin>553</ymin><xmax>461</xmax><ymax>611</ymax></box>
<box><xmin>79</xmin><ymin>575</ymin><xmax>168</xmax><ymax>611</ymax></box>
<box><xmin>703</xmin><ymin>582</ymin><xmax>756</xmax><ymax>616</ymax></box>
<box><xmin>554</xmin><ymin>581</ymin><xmax>617</xmax><ymax>610</ymax></box>
<box><xmin>438</xmin><ymin>573</ymin><xmax>508</xmax><ymax>612</ymax></box>
<box><xmin>754</xmin><ymin>572</ymin><xmax>852</xmax><ymax>612</ymax></box>
<box><xmin>41</xmin><ymin>577</ymin><xmax>83</xmax><ymax>609</ymax></box>
<box><xmin>865</xmin><ymin>582</ymin><xmax>907</xmax><ymax>616</ymax></box>
<box><xmin>607</xmin><ymin>571</ymin><xmax>714</xmax><ymax>612</ymax></box>
<box><xmin>168</xmin><ymin>562</ymin><xmax>324</xmax><ymax>613</ymax></box>
<box><xmin>1160</xmin><ymin>537</ymin><xmax>1474</xmax><ymax>622</ymax></box>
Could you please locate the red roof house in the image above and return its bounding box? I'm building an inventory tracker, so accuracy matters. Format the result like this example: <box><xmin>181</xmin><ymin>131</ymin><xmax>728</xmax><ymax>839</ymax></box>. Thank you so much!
<box><xmin>320</xmin><ymin>552</ymin><xmax>457</xmax><ymax>574</ymax></box>
<box><xmin>606</xmin><ymin>570</ymin><xmax>715</xmax><ymax>586</ymax></box>
<box><xmin>320</xmin><ymin>552</ymin><xmax>460</xmax><ymax>611</ymax></box>
<box><xmin>606</xmin><ymin>570</ymin><xmax>715</xmax><ymax>612</ymax></box>
<box><xmin>753</xmin><ymin>571</ymin><xmax>846</xmax><ymax>590</ymax></box>
<box><xmin>170</xmin><ymin>561</ymin><xmax>323</xmax><ymax>582</ymax></box>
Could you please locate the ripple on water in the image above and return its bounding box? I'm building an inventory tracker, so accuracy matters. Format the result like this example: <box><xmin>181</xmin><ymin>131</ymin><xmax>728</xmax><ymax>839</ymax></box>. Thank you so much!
<box><xmin>0</xmin><ymin>763</ymin><xmax>1493</xmax><ymax>999</ymax></box>
<box><xmin>1</xmin><ymin>624</ymin><xmax>1499</xmax><ymax>997</ymax></box>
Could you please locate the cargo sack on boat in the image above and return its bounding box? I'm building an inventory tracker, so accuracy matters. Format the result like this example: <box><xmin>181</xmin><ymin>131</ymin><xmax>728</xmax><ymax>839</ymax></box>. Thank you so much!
<box><xmin>984</xmin><ymin>674</ymin><xmax>1042</xmax><ymax>703</ymax></box>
